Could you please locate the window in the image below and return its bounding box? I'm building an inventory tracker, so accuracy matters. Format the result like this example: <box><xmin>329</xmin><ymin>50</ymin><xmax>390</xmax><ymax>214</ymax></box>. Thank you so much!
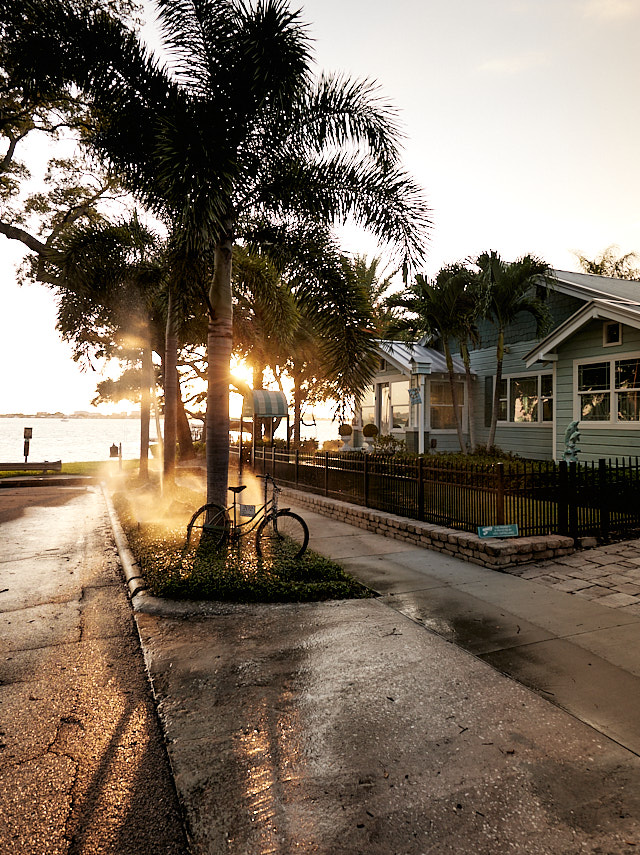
<box><xmin>360</xmin><ymin>386</ymin><xmax>375</xmax><ymax>427</ymax></box>
<box><xmin>485</xmin><ymin>374</ymin><xmax>552</xmax><ymax>424</ymax></box>
<box><xmin>616</xmin><ymin>357</ymin><xmax>640</xmax><ymax>421</ymax></box>
<box><xmin>578</xmin><ymin>362</ymin><xmax>610</xmax><ymax>421</ymax></box>
<box><xmin>510</xmin><ymin>376</ymin><xmax>538</xmax><ymax>422</ymax></box>
<box><xmin>379</xmin><ymin>383</ymin><xmax>390</xmax><ymax>434</ymax></box>
<box><xmin>390</xmin><ymin>380</ymin><xmax>410</xmax><ymax>428</ymax></box>
<box><xmin>541</xmin><ymin>374</ymin><xmax>553</xmax><ymax>421</ymax></box>
<box><xmin>603</xmin><ymin>322</ymin><xmax>622</xmax><ymax>347</ymax></box>
<box><xmin>430</xmin><ymin>381</ymin><xmax>464</xmax><ymax>429</ymax></box>
<box><xmin>576</xmin><ymin>355</ymin><xmax>640</xmax><ymax>423</ymax></box>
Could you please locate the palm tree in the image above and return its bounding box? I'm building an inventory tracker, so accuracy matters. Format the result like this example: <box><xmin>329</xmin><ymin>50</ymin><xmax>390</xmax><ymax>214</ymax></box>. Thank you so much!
<box><xmin>347</xmin><ymin>255</ymin><xmax>397</xmax><ymax>337</ymax></box>
<box><xmin>8</xmin><ymin>0</ymin><xmax>430</xmax><ymax>505</ymax></box>
<box><xmin>476</xmin><ymin>251</ymin><xmax>554</xmax><ymax>451</ymax></box>
<box><xmin>387</xmin><ymin>265</ymin><xmax>483</xmax><ymax>454</ymax></box>
<box><xmin>573</xmin><ymin>244</ymin><xmax>640</xmax><ymax>280</ymax></box>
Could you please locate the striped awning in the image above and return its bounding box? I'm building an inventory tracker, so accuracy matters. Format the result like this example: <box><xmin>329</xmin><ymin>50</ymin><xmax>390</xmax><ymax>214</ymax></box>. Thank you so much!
<box><xmin>242</xmin><ymin>390</ymin><xmax>288</xmax><ymax>418</ymax></box>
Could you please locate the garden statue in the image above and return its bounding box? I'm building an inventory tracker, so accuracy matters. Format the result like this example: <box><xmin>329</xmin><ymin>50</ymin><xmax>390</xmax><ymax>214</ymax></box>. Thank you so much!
<box><xmin>563</xmin><ymin>420</ymin><xmax>581</xmax><ymax>462</ymax></box>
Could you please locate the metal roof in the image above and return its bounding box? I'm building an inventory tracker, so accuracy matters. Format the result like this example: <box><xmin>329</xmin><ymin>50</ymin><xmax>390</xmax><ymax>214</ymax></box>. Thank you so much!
<box><xmin>378</xmin><ymin>341</ymin><xmax>467</xmax><ymax>376</ymax></box>
<box><xmin>553</xmin><ymin>269</ymin><xmax>640</xmax><ymax>306</ymax></box>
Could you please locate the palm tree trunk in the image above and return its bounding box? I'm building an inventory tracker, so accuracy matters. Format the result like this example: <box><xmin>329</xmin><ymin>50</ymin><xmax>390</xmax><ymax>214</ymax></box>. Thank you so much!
<box><xmin>487</xmin><ymin>327</ymin><xmax>505</xmax><ymax>450</ymax></box>
<box><xmin>445</xmin><ymin>343</ymin><xmax>467</xmax><ymax>454</ymax></box>
<box><xmin>139</xmin><ymin>337</ymin><xmax>152</xmax><ymax>481</ymax></box>
<box><xmin>206</xmin><ymin>230</ymin><xmax>234</xmax><ymax>506</ymax></box>
<box><xmin>163</xmin><ymin>285</ymin><xmax>178</xmax><ymax>482</ymax></box>
<box><xmin>177</xmin><ymin>386</ymin><xmax>195</xmax><ymax>460</ymax></box>
<box><xmin>293</xmin><ymin>371</ymin><xmax>302</xmax><ymax>445</ymax></box>
<box><xmin>460</xmin><ymin>341</ymin><xmax>476</xmax><ymax>453</ymax></box>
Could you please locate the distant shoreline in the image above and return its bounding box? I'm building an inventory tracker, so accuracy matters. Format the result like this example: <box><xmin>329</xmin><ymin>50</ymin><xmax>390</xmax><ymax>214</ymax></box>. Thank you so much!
<box><xmin>0</xmin><ymin>413</ymin><xmax>141</xmax><ymax>420</ymax></box>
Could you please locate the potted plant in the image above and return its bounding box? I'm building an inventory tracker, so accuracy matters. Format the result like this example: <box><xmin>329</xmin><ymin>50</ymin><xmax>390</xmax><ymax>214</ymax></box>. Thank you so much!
<box><xmin>338</xmin><ymin>423</ymin><xmax>352</xmax><ymax>451</ymax></box>
<box><xmin>362</xmin><ymin>422</ymin><xmax>378</xmax><ymax>452</ymax></box>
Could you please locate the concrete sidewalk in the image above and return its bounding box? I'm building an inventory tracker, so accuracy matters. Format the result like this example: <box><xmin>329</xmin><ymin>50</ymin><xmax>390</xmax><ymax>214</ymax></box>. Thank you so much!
<box><xmin>125</xmin><ymin>482</ymin><xmax>640</xmax><ymax>854</ymax></box>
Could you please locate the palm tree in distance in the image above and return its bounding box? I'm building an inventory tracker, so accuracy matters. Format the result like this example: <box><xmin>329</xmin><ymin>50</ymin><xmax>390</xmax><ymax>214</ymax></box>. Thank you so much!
<box><xmin>476</xmin><ymin>251</ymin><xmax>554</xmax><ymax>451</ymax></box>
<box><xmin>8</xmin><ymin>0</ymin><xmax>430</xmax><ymax>504</ymax></box>
<box><xmin>387</xmin><ymin>264</ymin><xmax>482</xmax><ymax>454</ymax></box>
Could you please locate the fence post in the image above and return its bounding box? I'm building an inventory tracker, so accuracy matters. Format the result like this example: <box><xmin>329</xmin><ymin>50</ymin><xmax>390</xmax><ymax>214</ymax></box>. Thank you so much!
<box><xmin>568</xmin><ymin>461</ymin><xmax>578</xmax><ymax>540</ymax></box>
<box><xmin>599</xmin><ymin>458</ymin><xmax>610</xmax><ymax>542</ymax></box>
<box><xmin>558</xmin><ymin>461</ymin><xmax>569</xmax><ymax>536</ymax></box>
<box><xmin>271</xmin><ymin>444</ymin><xmax>275</xmax><ymax>476</ymax></box>
<box><xmin>295</xmin><ymin>449</ymin><xmax>299</xmax><ymax>487</ymax></box>
<box><xmin>364</xmin><ymin>454</ymin><xmax>370</xmax><ymax>507</ymax></box>
<box><xmin>324</xmin><ymin>451</ymin><xmax>329</xmax><ymax>497</ymax></box>
<box><xmin>496</xmin><ymin>463</ymin><xmax>505</xmax><ymax>525</ymax></box>
<box><xmin>418</xmin><ymin>457</ymin><xmax>425</xmax><ymax>521</ymax></box>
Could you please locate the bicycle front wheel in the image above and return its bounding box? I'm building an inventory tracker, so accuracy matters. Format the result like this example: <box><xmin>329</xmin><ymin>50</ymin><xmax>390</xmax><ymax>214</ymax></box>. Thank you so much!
<box><xmin>184</xmin><ymin>503</ymin><xmax>229</xmax><ymax>553</ymax></box>
<box><xmin>255</xmin><ymin>510</ymin><xmax>309</xmax><ymax>559</ymax></box>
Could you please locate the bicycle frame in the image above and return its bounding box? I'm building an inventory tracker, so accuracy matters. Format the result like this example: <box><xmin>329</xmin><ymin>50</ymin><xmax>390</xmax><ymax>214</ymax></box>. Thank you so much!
<box><xmin>227</xmin><ymin>474</ymin><xmax>280</xmax><ymax>539</ymax></box>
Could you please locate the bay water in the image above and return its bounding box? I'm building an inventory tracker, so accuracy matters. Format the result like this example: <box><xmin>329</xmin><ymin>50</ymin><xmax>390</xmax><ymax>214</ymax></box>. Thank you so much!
<box><xmin>0</xmin><ymin>416</ymin><xmax>340</xmax><ymax>464</ymax></box>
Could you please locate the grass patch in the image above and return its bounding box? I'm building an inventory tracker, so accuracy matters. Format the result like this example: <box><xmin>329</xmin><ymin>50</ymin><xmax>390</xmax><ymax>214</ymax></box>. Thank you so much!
<box><xmin>112</xmin><ymin>485</ymin><xmax>372</xmax><ymax>603</ymax></box>
<box><xmin>0</xmin><ymin>460</ymin><xmax>140</xmax><ymax>478</ymax></box>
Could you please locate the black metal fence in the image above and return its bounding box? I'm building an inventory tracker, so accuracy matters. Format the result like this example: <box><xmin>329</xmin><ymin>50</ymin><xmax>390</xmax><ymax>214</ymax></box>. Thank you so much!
<box><xmin>232</xmin><ymin>446</ymin><xmax>640</xmax><ymax>541</ymax></box>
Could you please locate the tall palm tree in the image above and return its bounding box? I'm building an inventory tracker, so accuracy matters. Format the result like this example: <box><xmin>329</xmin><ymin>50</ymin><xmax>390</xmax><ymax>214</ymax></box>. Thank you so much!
<box><xmin>347</xmin><ymin>255</ymin><xmax>397</xmax><ymax>337</ymax></box>
<box><xmin>9</xmin><ymin>0</ymin><xmax>430</xmax><ymax>505</ymax></box>
<box><xmin>476</xmin><ymin>251</ymin><xmax>554</xmax><ymax>451</ymax></box>
<box><xmin>388</xmin><ymin>266</ymin><xmax>483</xmax><ymax>454</ymax></box>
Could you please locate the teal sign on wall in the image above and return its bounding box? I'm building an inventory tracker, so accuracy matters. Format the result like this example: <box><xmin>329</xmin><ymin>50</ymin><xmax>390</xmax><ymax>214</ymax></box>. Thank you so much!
<box><xmin>477</xmin><ymin>524</ymin><xmax>519</xmax><ymax>539</ymax></box>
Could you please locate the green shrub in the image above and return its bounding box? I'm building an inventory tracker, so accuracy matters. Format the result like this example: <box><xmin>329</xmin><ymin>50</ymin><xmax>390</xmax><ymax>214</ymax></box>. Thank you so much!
<box><xmin>112</xmin><ymin>487</ymin><xmax>372</xmax><ymax>604</ymax></box>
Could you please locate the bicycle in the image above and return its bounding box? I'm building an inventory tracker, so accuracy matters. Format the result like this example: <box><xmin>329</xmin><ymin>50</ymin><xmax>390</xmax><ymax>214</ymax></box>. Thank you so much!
<box><xmin>182</xmin><ymin>473</ymin><xmax>309</xmax><ymax>559</ymax></box>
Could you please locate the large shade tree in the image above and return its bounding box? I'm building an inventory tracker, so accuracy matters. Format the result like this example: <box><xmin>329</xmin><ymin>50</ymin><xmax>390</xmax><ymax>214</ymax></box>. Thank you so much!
<box><xmin>7</xmin><ymin>0</ymin><xmax>430</xmax><ymax>505</ymax></box>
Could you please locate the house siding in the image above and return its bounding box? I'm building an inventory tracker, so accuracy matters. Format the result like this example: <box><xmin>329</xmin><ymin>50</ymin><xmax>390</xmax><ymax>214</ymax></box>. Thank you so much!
<box><xmin>476</xmin><ymin>290</ymin><xmax>584</xmax><ymax>349</ymax></box>
<box><xmin>554</xmin><ymin>320</ymin><xmax>640</xmax><ymax>461</ymax></box>
<box><xmin>464</xmin><ymin>343</ymin><xmax>553</xmax><ymax>459</ymax></box>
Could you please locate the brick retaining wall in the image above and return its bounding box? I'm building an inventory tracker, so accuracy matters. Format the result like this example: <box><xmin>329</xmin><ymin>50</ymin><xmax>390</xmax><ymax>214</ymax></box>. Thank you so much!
<box><xmin>282</xmin><ymin>487</ymin><xmax>575</xmax><ymax>570</ymax></box>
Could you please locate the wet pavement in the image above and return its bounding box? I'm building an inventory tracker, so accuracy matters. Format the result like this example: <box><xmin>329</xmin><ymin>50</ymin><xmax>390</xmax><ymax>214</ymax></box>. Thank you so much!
<box><xmin>5</xmin><ymin>477</ymin><xmax>640</xmax><ymax>853</ymax></box>
<box><xmin>127</xmin><ymin>474</ymin><xmax>640</xmax><ymax>854</ymax></box>
<box><xmin>0</xmin><ymin>485</ymin><xmax>187</xmax><ymax>854</ymax></box>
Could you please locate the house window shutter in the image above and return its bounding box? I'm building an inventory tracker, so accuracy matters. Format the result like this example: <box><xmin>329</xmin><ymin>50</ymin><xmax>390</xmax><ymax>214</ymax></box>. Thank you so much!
<box><xmin>485</xmin><ymin>377</ymin><xmax>493</xmax><ymax>428</ymax></box>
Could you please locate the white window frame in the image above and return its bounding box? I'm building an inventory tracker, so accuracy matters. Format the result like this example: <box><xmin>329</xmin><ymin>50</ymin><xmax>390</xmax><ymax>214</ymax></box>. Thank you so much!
<box><xmin>428</xmin><ymin>376</ymin><xmax>466</xmax><ymax>433</ymax></box>
<box><xmin>603</xmin><ymin>321</ymin><xmax>622</xmax><ymax>348</ymax></box>
<box><xmin>573</xmin><ymin>351</ymin><xmax>640</xmax><ymax>428</ymax></box>
<box><xmin>495</xmin><ymin>371</ymin><xmax>554</xmax><ymax>426</ymax></box>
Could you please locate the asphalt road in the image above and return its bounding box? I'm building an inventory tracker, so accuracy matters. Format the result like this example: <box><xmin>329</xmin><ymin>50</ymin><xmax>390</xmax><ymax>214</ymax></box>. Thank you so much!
<box><xmin>0</xmin><ymin>484</ymin><xmax>188</xmax><ymax>855</ymax></box>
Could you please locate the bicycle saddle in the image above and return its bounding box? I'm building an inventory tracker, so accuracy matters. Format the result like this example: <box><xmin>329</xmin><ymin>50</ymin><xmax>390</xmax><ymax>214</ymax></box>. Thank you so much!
<box><xmin>228</xmin><ymin>484</ymin><xmax>247</xmax><ymax>494</ymax></box>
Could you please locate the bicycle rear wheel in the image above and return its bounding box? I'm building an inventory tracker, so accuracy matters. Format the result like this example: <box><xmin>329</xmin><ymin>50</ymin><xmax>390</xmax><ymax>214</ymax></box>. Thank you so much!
<box><xmin>255</xmin><ymin>510</ymin><xmax>309</xmax><ymax>559</ymax></box>
<box><xmin>184</xmin><ymin>503</ymin><xmax>229</xmax><ymax>553</ymax></box>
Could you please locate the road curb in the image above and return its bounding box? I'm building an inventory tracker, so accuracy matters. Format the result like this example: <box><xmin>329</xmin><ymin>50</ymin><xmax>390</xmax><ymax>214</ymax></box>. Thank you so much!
<box><xmin>101</xmin><ymin>483</ymin><xmax>272</xmax><ymax>618</ymax></box>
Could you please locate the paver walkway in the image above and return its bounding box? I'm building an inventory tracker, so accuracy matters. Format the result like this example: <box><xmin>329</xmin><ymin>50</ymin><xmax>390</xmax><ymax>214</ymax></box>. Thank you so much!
<box><xmin>510</xmin><ymin>538</ymin><xmax>640</xmax><ymax>614</ymax></box>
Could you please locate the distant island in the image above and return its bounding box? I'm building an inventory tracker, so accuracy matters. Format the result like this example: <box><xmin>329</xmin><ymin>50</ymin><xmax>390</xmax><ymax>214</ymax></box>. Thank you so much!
<box><xmin>0</xmin><ymin>411</ymin><xmax>140</xmax><ymax>419</ymax></box>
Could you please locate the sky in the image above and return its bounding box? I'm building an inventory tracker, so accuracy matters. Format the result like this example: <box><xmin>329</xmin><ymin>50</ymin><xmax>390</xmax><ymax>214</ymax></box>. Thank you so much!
<box><xmin>2</xmin><ymin>0</ymin><xmax>640</xmax><ymax>413</ymax></box>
